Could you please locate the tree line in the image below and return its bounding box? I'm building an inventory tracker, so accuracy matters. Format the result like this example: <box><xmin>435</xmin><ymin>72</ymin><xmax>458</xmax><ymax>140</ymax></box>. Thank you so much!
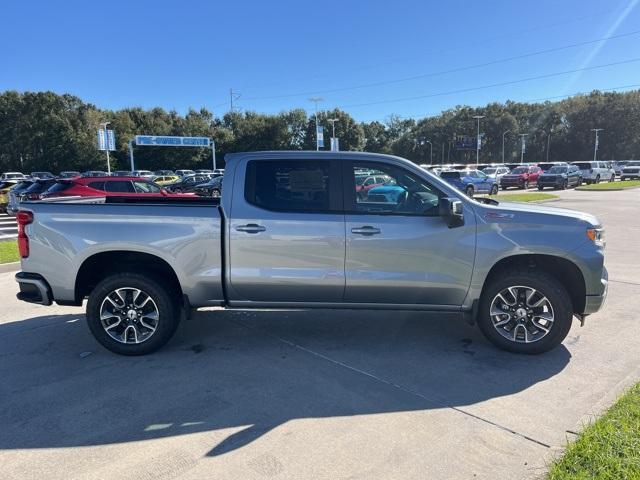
<box><xmin>1</xmin><ymin>88</ymin><xmax>639</xmax><ymax>173</ymax></box>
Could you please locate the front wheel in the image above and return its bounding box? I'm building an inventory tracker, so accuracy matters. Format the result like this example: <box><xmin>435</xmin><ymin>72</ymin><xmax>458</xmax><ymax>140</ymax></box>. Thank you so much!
<box><xmin>561</xmin><ymin>180</ymin><xmax>568</xmax><ymax>190</ymax></box>
<box><xmin>538</xmin><ymin>186</ymin><xmax>543</xmax><ymax>191</ymax></box>
<box><xmin>477</xmin><ymin>268</ymin><xmax>573</xmax><ymax>354</ymax></box>
<box><xmin>609</xmin><ymin>174</ymin><xmax>615</xmax><ymax>182</ymax></box>
<box><xmin>490</xmin><ymin>184</ymin><xmax>498</xmax><ymax>195</ymax></box>
<box><xmin>595</xmin><ymin>175</ymin><xmax>601</xmax><ymax>183</ymax></box>
<box><xmin>86</xmin><ymin>273</ymin><xmax>181</xmax><ymax>355</ymax></box>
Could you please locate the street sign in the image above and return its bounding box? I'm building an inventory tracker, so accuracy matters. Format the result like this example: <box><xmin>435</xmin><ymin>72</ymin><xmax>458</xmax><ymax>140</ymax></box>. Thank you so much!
<box><xmin>316</xmin><ymin>126</ymin><xmax>324</xmax><ymax>148</ymax></box>
<box><xmin>135</xmin><ymin>135</ymin><xmax>210</xmax><ymax>147</ymax></box>
<box><xmin>454</xmin><ymin>135</ymin><xmax>476</xmax><ymax>150</ymax></box>
<box><xmin>98</xmin><ymin>129</ymin><xmax>116</xmax><ymax>151</ymax></box>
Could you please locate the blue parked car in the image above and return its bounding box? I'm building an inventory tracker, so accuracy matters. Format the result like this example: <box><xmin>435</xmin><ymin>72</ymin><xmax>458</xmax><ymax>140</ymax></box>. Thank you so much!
<box><xmin>439</xmin><ymin>169</ymin><xmax>498</xmax><ymax>197</ymax></box>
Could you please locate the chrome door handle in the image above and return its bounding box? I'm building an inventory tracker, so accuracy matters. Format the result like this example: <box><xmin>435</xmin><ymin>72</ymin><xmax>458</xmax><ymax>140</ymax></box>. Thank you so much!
<box><xmin>235</xmin><ymin>224</ymin><xmax>266</xmax><ymax>233</ymax></box>
<box><xmin>351</xmin><ymin>226</ymin><xmax>381</xmax><ymax>235</ymax></box>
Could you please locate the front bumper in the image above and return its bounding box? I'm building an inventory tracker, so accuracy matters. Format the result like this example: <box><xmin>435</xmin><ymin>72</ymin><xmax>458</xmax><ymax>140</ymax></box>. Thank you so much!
<box><xmin>15</xmin><ymin>272</ymin><xmax>53</xmax><ymax>306</ymax></box>
<box><xmin>538</xmin><ymin>178</ymin><xmax>564</xmax><ymax>188</ymax></box>
<box><xmin>582</xmin><ymin>266</ymin><xmax>608</xmax><ymax>315</ymax></box>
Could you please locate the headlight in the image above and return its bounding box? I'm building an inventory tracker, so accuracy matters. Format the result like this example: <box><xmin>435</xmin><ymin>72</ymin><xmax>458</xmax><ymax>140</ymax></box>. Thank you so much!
<box><xmin>587</xmin><ymin>228</ymin><xmax>605</xmax><ymax>248</ymax></box>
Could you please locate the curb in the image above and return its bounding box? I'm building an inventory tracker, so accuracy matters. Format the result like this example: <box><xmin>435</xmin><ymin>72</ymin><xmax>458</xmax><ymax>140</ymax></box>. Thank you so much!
<box><xmin>0</xmin><ymin>262</ymin><xmax>20</xmax><ymax>274</ymax></box>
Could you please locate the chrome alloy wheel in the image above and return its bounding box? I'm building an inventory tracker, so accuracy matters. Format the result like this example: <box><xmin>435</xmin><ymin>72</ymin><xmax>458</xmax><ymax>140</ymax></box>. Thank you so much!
<box><xmin>489</xmin><ymin>286</ymin><xmax>554</xmax><ymax>344</ymax></box>
<box><xmin>99</xmin><ymin>288</ymin><xmax>160</xmax><ymax>344</ymax></box>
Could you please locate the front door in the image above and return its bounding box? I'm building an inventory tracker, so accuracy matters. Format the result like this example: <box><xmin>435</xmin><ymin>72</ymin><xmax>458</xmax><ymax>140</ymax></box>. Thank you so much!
<box><xmin>343</xmin><ymin>161</ymin><xmax>476</xmax><ymax>306</ymax></box>
<box><xmin>228</xmin><ymin>158</ymin><xmax>345</xmax><ymax>303</ymax></box>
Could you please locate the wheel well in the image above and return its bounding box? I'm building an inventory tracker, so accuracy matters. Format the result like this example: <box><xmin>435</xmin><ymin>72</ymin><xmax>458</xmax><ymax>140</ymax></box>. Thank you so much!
<box><xmin>75</xmin><ymin>251</ymin><xmax>183</xmax><ymax>304</ymax></box>
<box><xmin>483</xmin><ymin>254</ymin><xmax>586</xmax><ymax>313</ymax></box>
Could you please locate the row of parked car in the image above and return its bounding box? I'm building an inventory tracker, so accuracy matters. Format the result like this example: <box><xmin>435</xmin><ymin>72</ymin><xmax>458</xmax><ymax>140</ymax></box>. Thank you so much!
<box><xmin>419</xmin><ymin>160</ymin><xmax>640</xmax><ymax>197</ymax></box>
<box><xmin>0</xmin><ymin>169</ymin><xmax>225</xmax><ymax>215</ymax></box>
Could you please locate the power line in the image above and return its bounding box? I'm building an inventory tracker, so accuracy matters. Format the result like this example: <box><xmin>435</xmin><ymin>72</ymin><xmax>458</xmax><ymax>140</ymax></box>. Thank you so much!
<box><xmin>226</xmin><ymin>5</ymin><xmax>623</xmax><ymax>95</ymax></box>
<box><xmin>242</xmin><ymin>30</ymin><xmax>640</xmax><ymax>101</ymax></box>
<box><xmin>363</xmin><ymin>83</ymin><xmax>640</xmax><ymax>123</ymax></box>
<box><xmin>339</xmin><ymin>57</ymin><xmax>640</xmax><ymax>109</ymax></box>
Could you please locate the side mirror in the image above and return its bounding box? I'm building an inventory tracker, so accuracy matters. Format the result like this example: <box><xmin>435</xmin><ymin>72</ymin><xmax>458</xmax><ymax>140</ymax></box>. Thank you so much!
<box><xmin>439</xmin><ymin>197</ymin><xmax>464</xmax><ymax>228</ymax></box>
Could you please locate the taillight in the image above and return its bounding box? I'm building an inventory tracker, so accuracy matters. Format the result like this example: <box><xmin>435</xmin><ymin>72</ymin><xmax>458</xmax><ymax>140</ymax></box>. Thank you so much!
<box><xmin>17</xmin><ymin>210</ymin><xmax>33</xmax><ymax>258</ymax></box>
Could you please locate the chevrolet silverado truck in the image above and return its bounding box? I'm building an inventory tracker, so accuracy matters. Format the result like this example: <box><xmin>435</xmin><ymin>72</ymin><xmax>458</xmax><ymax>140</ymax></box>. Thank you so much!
<box><xmin>14</xmin><ymin>151</ymin><xmax>608</xmax><ymax>355</ymax></box>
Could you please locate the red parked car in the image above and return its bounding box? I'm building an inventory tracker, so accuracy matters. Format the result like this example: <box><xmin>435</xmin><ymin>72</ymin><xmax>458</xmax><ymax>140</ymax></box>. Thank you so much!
<box><xmin>355</xmin><ymin>174</ymin><xmax>392</xmax><ymax>199</ymax></box>
<box><xmin>41</xmin><ymin>176</ymin><xmax>193</xmax><ymax>199</ymax></box>
<box><xmin>500</xmin><ymin>165</ymin><xmax>542</xmax><ymax>190</ymax></box>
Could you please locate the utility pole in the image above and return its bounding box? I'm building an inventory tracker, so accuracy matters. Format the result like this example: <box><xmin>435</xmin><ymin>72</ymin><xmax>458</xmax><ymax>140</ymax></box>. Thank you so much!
<box><xmin>229</xmin><ymin>88</ymin><xmax>241</xmax><ymax>112</ymax></box>
<box><xmin>591</xmin><ymin>128</ymin><xmax>604</xmax><ymax>161</ymax></box>
<box><xmin>502</xmin><ymin>130</ymin><xmax>510</xmax><ymax>164</ymax></box>
<box><xmin>425</xmin><ymin>140</ymin><xmax>433</xmax><ymax>165</ymax></box>
<box><xmin>99</xmin><ymin>121</ymin><xmax>111</xmax><ymax>174</ymax></box>
<box><xmin>308</xmin><ymin>97</ymin><xmax>324</xmax><ymax>151</ymax></box>
<box><xmin>546</xmin><ymin>130</ymin><xmax>552</xmax><ymax>162</ymax></box>
<box><xmin>441</xmin><ymin>142</ymin><xmax>445</xmax><ymax>164</ymax></box>
<box><xmin>473</xmin><ymin>115</ymin><xmax>485</xmax><ymax>164</ymax></box>
<box><xmin>519</xmin><ymin>133</ymin><xmax>529</xmax><ymax>164</ymax></box>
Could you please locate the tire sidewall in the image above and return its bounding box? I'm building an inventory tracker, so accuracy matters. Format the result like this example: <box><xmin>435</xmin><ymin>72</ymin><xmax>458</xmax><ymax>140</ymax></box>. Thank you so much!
<box><xmin>86</xmin><ymin>273</ymin><xmax>179</xmax><ymax>355</ymax></box>
<box><xmin>477</xmin><ymin>271</ymin><xmax>573</xmax><ymax>354</ymax></box>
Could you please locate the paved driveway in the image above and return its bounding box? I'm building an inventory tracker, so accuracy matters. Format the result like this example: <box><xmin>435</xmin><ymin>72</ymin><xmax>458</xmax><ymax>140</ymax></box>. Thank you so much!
<box><xmin>1</xmin><ymin>188</ymin><xmax>639</xmax><ymax>479</ymax></box>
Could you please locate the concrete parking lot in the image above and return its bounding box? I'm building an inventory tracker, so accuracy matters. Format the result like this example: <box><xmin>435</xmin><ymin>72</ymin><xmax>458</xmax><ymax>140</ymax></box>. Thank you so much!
<box><xmin>1</xmin><ymin>187</ymin><xmax>639</xmax><ymax>480</ymax></box>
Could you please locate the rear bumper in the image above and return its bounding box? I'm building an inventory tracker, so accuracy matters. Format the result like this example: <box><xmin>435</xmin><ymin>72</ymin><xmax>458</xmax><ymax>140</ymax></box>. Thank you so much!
<box><xmin>582</xmin><ymin>266</ymin><xmax>608</xmax><ymax>315</ymax></box>
<box><xmin>15</xmin><ymin>272</ymin><xmax>52</xmax><ymax>306</ymax></box>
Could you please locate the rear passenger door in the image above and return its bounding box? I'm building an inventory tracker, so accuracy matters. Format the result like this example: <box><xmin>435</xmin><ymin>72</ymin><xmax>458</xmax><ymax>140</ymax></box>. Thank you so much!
<box><xmin>228</xmin><ymin>158</ymin><xmax>345</xmax><ymax>303</ymax></box>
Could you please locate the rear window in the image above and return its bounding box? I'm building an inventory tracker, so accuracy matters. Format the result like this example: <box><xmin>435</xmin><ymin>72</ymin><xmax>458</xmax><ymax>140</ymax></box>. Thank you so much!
<box><xmin>573</xmin><ymin>162</ymin><xmax>593</xmax><ymax>169</ymax></box>
<box><xmin>47</xmin><ymin>182</ymin><xmax>73</xmax><ymax>193</ymax></box>
<box><xmin>440</xmin><ymin>171</ymin><xmax>461</xmax><ymax>179</ymax></box>
<box><xmin>245</xmin><ymin>160</ymin><xmax>333</xmax><ymax>212</ymax></box>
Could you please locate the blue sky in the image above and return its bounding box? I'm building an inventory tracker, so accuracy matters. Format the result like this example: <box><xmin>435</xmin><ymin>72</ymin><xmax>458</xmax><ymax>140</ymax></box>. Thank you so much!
<box><xmin>2</xmin><ymin>0</ymin><xmax>640</xmax><ymax>122</ymax></box>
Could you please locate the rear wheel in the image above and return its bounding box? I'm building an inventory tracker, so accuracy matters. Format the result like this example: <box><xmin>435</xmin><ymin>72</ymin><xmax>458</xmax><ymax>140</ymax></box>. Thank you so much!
<box><xmin>522</xmin><ymin>181</ymin><xmax>529</xmax><ymax>190</ymax></box>
<box><xmin>595</xmin><ymin>175</ymin><xmax>601</xmax><ymax>183</ymax></box>
<box><xmin>477</xmin><ymin>268</ymin><xmax>573</xmax><ymax>354</ymax></box>
<box><xmin>490</xmin><ymin>184</ymin><xmax>498</xmax><ymax>195</ymax></box>
<box><xmin>537</xmin><ymin>186</ymin><xmax>543</xmax><ymax>191</ymax></box>
<box><xmin>465</xmin><ymin>185</ymin><xmax>474</xmax><ymax>198</ymax></box>
<box><xmin>86</xmin><ymin>273</ymin><xmax>181</xmax><ymax>355</ymax></box>
<box><xmin>561</xmin><ymin>180</ymin><xmax>568</xmax><ymax>190</ymax></box>
<box><xmin>609</xmin><ymin>174</ymin><xmax>615</xmax><ymax>182</ymax></box>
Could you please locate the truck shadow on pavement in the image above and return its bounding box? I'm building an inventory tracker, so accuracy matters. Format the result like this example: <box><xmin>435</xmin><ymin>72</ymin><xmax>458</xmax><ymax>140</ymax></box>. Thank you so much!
<box><xmin>0</xmin><ymin>309</ymin><xmax>570</xmax><ymax>457</ymax></box>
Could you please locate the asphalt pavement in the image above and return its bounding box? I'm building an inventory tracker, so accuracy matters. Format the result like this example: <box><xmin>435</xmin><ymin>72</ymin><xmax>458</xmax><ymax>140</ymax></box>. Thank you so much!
<box><xmin>1</xmin><ymin>187</ymin><xmax>639</xmax><ymax>480</ymax></box>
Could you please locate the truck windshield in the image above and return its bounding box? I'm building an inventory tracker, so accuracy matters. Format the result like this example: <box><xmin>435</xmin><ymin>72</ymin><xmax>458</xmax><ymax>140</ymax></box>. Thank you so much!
<box><xmin>511</xmin><ymin>167</ymin><xmax>528</xmax><ymax>174</ymax></box>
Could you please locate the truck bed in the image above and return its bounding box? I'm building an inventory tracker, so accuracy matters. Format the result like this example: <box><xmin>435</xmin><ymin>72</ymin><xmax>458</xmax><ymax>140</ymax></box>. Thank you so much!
<box><xmin>20</xmin><ymin>200</ymin><xmax>224</xmax><ymax>307</ymax></box>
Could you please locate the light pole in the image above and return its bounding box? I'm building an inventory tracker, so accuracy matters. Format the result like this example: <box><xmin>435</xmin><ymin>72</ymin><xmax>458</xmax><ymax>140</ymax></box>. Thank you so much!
<box><xmin>591</xmin><ymin>128</ymin><xmax>604</xmax><ymax>161</ymax></box>
<box><xmin>473</xmin><ymin>115</ymin><xmax>485</xmax><ymax>164</ymax></box>
<box><xmin>99</xmin><ymin>121</ymin><xmax>111</xmax><ymax>174</ymax></box>
<box><xmin>502</xmin><ymin>130</ymin><xmax>511</xmax><ymax>164</ymax></box>
<box><xmin>327</xmin><ymin>118</ymin><xmax>338</xmax><ymax>151</ymax></box>
<box><xmin>546</xmin><ymin>130</ymin><xmax>552</xmax><ymax>162</ymax></box>
<box><xmin>308</xmin><ymin>97</ymin><xmax>324</xmax><ymax>151</ymax></box>
<box><xmin>425</xmin><ymin>140</ymin><xmax>433</xmax><ymax>165</ymax></box>
<box><xmin>519</xmin><ymin>133</ymin><xmax>529</xmax><ymax>164</ymax></box>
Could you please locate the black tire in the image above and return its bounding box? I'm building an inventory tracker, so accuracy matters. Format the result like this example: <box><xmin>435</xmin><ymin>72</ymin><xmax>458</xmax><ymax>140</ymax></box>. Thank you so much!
<box><xmin>465</xmin><ymin>185</ymin><xmax>474</xmax><ymax>198</ymax></box>
<box><xmin>501</xmin><ymin>185</ymin><xmax>508</xmax><ymax>191</ymax></box>
<box><xmin>537</xmin><ymin>186</ymin><xmax>543</xmax><ymax>191</ymax></box>
<box><xmin>595</xmin><ymin>175</ymin><xmax>601</xmax><ymax>183</ymax></box>
<box><xmin>609</xmin><ymin>174</ymin><xmax>615</xmax><ymax>182</ymax></box>
<box><xmin>477</xmin><ymin>268</ymin><xmax>574</xmax><ymax>354</ymax></box>
<box><xmin>490</xmin><ymin>184</ymin><xmax>498</xmax><ymax>195</ymax></box>
<box><xmin>561</xmin><ymin>180</ymin><xmax>568</xmax><ymax>190</ymax></box>
<box><xmin>86</xmin><ymin>272</ymin><xmax>181</xmax><ymax>355</ymax></box>
<box><xmin>521</xmin><ymin>181</ymin><xmax>529</xmax><ymax>190</ymax></box>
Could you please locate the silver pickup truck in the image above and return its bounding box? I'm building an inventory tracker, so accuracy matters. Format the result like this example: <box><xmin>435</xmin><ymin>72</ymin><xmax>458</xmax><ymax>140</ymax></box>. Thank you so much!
<box><xmin>15</xmin><ymin>151</ymin><xmax>607</xmax><ymax>355</ymax></box>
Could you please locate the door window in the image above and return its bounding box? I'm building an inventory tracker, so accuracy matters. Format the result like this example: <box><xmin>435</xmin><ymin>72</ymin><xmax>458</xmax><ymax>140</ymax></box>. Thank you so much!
<box><xmin>245</xmin><ymin>160</ymin><xmax>335</xmax><ymax>212</ymax></box>
<box><xmin>133</xmin><ymin>181</ymin><xmax>161</xmax><ymax>193</ymax></box>
<box><xmin>347</xmin><ymin>163</ymin><xmax>443</xmax><ymax>216</ymax></box>
<box><xmin>105</xmin><ymin>181</ymin><xmax>135</xmax><ymax>193</ymax></box>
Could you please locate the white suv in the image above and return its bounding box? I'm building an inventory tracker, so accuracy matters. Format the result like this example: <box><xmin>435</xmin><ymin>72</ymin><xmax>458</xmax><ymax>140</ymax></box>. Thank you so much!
<box><xmin>572</xmin><ymin>161</ymin><xmax>615</xmax><ymax>184</ymax></box>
